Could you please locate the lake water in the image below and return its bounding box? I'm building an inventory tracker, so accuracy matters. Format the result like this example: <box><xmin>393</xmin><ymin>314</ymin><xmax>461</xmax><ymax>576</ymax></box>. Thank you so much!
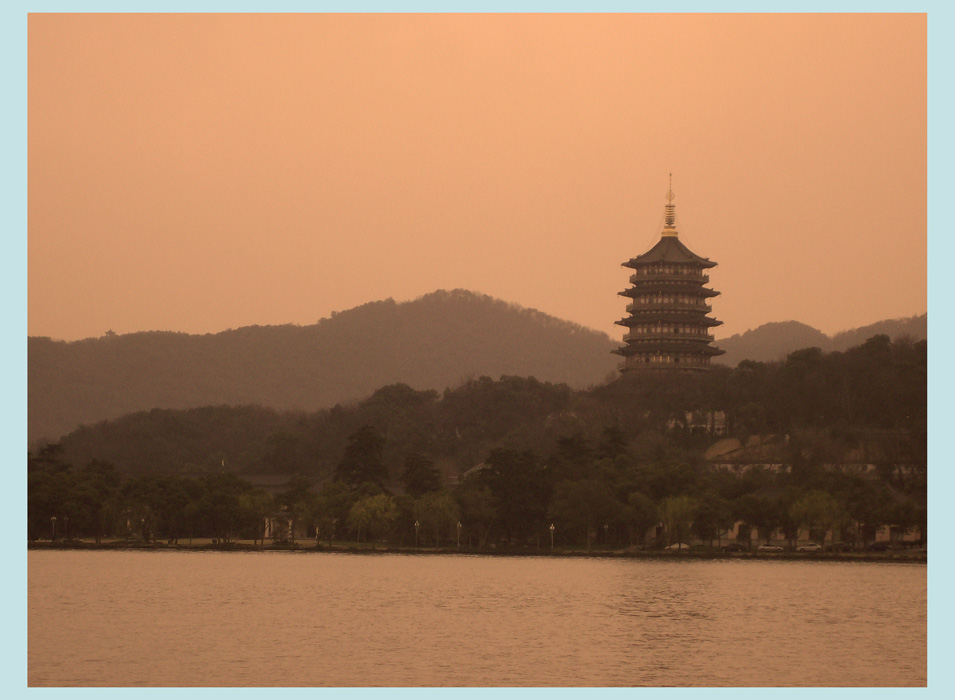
<box><xmin>28</xmin><ymin>550</ymin><xmax>926</xmax><ymax>687</ymax></box>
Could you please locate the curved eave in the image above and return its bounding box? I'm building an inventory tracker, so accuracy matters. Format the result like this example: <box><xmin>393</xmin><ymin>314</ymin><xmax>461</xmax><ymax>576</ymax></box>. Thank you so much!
<box><xmin>616</xmin><ymin>314</ymin><xmax>723</xmax><ymax>328</ymax></box>
<box><xmin>622</xmin><ymin>236</ymin><xmax>717</xmax><ymax>269</ymax></box>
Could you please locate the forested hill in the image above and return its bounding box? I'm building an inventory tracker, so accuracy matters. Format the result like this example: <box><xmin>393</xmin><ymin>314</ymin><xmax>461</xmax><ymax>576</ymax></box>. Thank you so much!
<box><xmin>29</xmin><ymin>290</ymin><xmax>620</xmax><ymax>443</ymax></box>
<box><xmin>713</xmin><ymin>314</ymin><xmax>926</xmax><ymax>367</ymax></box>
<box><xmin>30</xmin><ymin>335</ymin><xmax>926</xmax><ymax>549</ymax></box>
<box><xmin>49</xmin><ymin>334</ymin><xmax>926</xmax><ymax>482</ymax></box>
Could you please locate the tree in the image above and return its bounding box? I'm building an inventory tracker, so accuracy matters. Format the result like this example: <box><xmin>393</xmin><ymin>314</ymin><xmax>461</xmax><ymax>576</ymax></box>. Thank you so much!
<box><xmin>733</xmin><ymin>492</ymin><xmax>784</xmax><ymax>544</ymax></box>
<box><xmin>481</xmin><ymin>448</ymin><xmax>547</xmax><ymax>544</ymax></box>
<box><xmin>885</xmin><ymin>497</ymin><xmax>922</xmax><ymax>541</ymax></box>
<box><xmin>547</xmin><ymin>479</ymin><xmax>621</xmax><ymax>549</ymax></box>
<box><xmin>692</xmin><ymin>493</ymin><xmax>733</xmax><ymax>547</ymax></box>
<box><xmin>192</xmin><ymin>472</ymin><xmax>251</xmax><ymax>543</ymax></box>
<box><xmin>597</xmin><ymin>426</ymin><xmax>630</xmax><ymax>460</ymax></box>
<box><xmin>846</xmin><ymin>481</ymin><xmax>893</xmax><ymax>547</ymax></box>
<box><xmin>314</xmin><ymin>481</ymin><xmax>355</xmax><ymax>546</ymax></box>
<box><xmin>239</xmin><ymin>489</ymin><xmax>275</xmax><ymax>545</ymax></box>
<box><xmin>275</xmin><ymin>475</ymin><xmax>317</xmax><ymax>542</ymax></box>
<box><xmin>415</xmin><ymin>491</ymin><xmax>460</xmax><ymax>546</ymax></box>
<box><xmin>400</xmin><ymin>453</ymin><xmax>442</xmax><ymax>498</ymax></box>
<box><xmin>455</xmin><ymin>482</ymin><xmax>497</xmax><ymax>548</ymax></box>
<box><xmin>348</xmin><ymin>493</ymin><xmax>399</xmax><ymax>544</ymax></box>
<box><xmin>28</xmin><ymin>445</ymin><xmax>73</xmax><ymax>541</ymax></box>
<box><xmin>660</xmin><ymin>495</ymin><xmax>696</xmax><ymax>546</ymax></box>
<box><xmin>335</xmin><ymin>426</ymin><xmax>388</xmax><ymax>489</ymax></box>
<box><xmin>79</xmin><ymin>460</ymin><xmax>121</xmax><ymax>543</ymax></box>
<box><xmin>549</xmin><ymin>434</ymin><xmax>593</xmax><ymax>483</ymax></box>
<box><xmin>623</xmin><ymin>491</ymin><xmax>659</xmax><ymax>546</ymax></box>
<box><xmin>789</xmin><ymin>490</ymin><xmax>841</xmax><ymax>545</ymax></box>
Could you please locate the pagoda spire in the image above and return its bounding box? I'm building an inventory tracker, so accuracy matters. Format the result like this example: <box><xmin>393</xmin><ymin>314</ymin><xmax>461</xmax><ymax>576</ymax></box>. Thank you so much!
<box><xmin>663</xmin><ymin>173</ymin><xmax>678</xmax><ymax>237</ymax></box>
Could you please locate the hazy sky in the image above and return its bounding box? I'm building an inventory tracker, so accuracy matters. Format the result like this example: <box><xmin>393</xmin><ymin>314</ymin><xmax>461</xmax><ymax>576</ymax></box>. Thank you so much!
<box><xmin>28</xmin><ymin>13</ymin><xmax>926</xmax><ymax>342</ymax></box>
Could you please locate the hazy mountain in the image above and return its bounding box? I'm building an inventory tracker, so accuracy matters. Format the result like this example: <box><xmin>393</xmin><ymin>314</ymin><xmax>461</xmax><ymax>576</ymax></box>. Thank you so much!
<box><xmin>29</xmin><ymin>289</ymin><xmax>620</xmax><ymax>443</ymax></box>
<box><xmin>49</xmin><ymin>336</ymin><xmax>925</xmax><ymax>481</ymax></box>
<box><xmin>29</xmin><ymin>289</ymin><xmax>926</xmax><ymax>444</ymax></box>
<box><xmin>714</xmin><ymin>314</ymin><xmax>926</xmax><ymax>366</ymax></box>
<box><xmin>828</xmin><ymin>315</ymin><xmax>927</xmax><ymax>352</ymax></box>
<box><xmin>713</xmin><ymin>321</ymin><xmax>829</xmax><ymax>367</ymax></box>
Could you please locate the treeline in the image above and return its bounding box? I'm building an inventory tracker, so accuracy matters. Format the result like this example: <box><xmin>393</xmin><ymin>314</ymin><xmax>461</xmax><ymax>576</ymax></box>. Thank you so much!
<box><xmin>29</xmin><ymin>335</ymin><xmax>926</xmax><ymax>548</ymax></box>
<box><xmin>28</xmin><ymin>426</ymin><xmax>925</xmax><ymax>549</ymax></box>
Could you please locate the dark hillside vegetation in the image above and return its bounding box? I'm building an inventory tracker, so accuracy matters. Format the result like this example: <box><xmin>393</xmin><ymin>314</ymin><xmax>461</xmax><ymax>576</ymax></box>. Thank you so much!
<box><xmin>32</xmin><ymin>335</ymin><xmax>925</xmax><ymax>548</ymax></box>
<box><xmin>51</xmin><ymin>335</ymin><xmax>924</xmax><ymax>481</ymax></box>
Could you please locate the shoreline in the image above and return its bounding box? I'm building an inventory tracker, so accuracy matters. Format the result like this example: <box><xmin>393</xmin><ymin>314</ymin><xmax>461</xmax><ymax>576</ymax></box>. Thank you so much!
<box><xmin>27</xmin><ymin>539</ymin><xmax>927</xmax><ymax>563</ymax></box>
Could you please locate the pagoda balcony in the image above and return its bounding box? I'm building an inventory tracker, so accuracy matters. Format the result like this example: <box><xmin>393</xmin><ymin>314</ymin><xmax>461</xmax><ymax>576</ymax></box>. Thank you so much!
<box><xmin>630</xmin><ymin>273</ymin><xmax>709</xmax><ymax>285</ymax></box>
<box><xmin>623</xmin><ymin>332</ymin><xmax>715</xmax><ymax>343</ymax></box>
<box><xmin>626</xmin><ymin>301</ymin><xmax>712</xmax><ymax>313</ymax></box>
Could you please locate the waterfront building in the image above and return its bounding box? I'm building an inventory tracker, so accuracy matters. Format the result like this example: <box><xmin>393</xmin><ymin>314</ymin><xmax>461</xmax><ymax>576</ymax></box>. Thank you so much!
<box><xmin>614</xmin><ymin>180</ymin><xmax>724</xmax><ymax>370</ymax></box>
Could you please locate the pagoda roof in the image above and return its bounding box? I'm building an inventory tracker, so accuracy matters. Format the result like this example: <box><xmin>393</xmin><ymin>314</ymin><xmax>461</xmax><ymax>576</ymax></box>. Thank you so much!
<box><xmin>623</xmin><ymin>236</ymin><xmax>716</xmax><ymax>269</ymax></box>
<box><xmin>616</xmin><ymin>313</ymin><xmax>723</xmax><ymax>327</ymax></box>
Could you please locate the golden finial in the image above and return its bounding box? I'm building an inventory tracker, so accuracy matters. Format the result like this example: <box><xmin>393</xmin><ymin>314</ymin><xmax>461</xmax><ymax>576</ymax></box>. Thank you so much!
<box><xmin>663</xmin><ymin>173</ymin><xmax>677</xmax><ymax>235</ymax></box>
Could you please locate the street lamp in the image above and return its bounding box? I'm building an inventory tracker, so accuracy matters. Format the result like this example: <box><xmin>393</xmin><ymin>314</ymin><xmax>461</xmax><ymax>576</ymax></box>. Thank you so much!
<box><xmin>549</xmin><ymin>523</ymin><xmax>555</xmax><ymax>550</ymax></box>
<box><xmin>50</xmin><ymin>516</ymin><xmax>57</xmax><ymax>542</ymax></box>
<box><xmin>414</xmin><ymin>520</ymin><xmax>419</xmax><ymax>547</ymax></box>
<box><xmin>457</xmin><ymin>521</ymin><xmax>462</xmax><ymax>548</ymax></box>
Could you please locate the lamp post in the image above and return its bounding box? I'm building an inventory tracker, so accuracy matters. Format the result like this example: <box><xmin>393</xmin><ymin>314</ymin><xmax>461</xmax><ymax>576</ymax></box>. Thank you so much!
<box><xmin>604</xmin><ymin>523</ymin><xmax>609</xmax><ymax>547</ymax></box>
<box><xmin>549</xmin><ymin>523</ymin><xmax>555</xmax><ymax>550</ymax></box>
<box><xmin>457</xmin><ymin>521</ymin><xmax>462</xmax><ymax>548</ymax></box>
<box><xmin>414</xmin><ymin>520</ymin><xmax>419</xmax><ymax>548</ymax></box>
<box><xmin>50</xmin><ymin>516</ymin><xmax>57</xmax><ymax>542</ymax></box>
<box><xmin>64</xmin><ymin>515</ymin><xmax>69</xmax><ymax>541</ymax></box>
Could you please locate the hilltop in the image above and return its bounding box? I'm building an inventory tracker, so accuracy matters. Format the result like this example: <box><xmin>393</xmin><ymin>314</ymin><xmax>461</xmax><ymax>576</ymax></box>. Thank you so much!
<box><xmin>713</xmin><ymin>314</ymin><xmax>926</xmax><ymax>367</ymax></box>
<box><xmin>29</xmin><ymin>289</ymin><xmax>927</xmax><ymax>444</ymax></box>
<box><xmin>29</xmin><ymin>290</ymin><xmax>620</xmax><ymax>443</ymax></box>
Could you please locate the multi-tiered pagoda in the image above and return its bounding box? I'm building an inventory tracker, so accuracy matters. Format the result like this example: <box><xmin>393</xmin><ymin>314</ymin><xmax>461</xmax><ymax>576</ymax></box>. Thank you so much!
<box><xmin>614</xmin><ymin>181</ymin><xmax>724</xmax><ymax>371</ymax></box>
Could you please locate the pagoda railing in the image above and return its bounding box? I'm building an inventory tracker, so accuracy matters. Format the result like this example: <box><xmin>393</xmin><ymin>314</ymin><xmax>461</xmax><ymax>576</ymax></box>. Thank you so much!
<box><xmin>624</xmin><ymin>332</ymin><xmax>715</xmax><ymax>342</ymax></box>
<box><xmin>626</xmin><ymin>301</ymin><xmax>713</xmax><ymax>313</ymax></box>
<box><xmin>630</xmin><ymin>273</ymin><xmax>709</xmax><ymax>285</ymax></box>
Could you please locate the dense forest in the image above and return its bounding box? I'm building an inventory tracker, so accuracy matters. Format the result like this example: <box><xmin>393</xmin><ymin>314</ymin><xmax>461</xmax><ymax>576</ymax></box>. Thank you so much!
<box><xmin>29</xmin><ymin>334</ymin><xmax>926</xmax><ymax>549</ymax></box>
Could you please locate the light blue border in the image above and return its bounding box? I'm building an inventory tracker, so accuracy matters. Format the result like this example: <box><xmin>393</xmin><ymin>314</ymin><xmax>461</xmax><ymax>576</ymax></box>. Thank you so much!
<box><xmin>8</xmin><ymin>2</ymin><xmax>947</xmax><ymax>698</ymax></box>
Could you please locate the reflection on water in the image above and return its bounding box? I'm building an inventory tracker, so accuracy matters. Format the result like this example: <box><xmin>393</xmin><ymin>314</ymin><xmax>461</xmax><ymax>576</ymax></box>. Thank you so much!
<box><xmin>28</xmin><ymin>551</ymin><xmax>926</xmax><ymax>687</ymax></box>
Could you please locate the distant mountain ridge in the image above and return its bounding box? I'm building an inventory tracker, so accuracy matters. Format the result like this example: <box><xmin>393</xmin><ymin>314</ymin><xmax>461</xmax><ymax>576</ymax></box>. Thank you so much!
<box><xmin>29</xmin><ymin>290</ymin><xmax>621</xmax><ymax>443</ymax></box>
<box><xmin>714</xmin><ymin>314</ymin><xmax>927</xmax><ymax>367</ymax></box>
<box><xmin>29</xmin><ymin>289</ymin><xmax>927</xmax><ymax>443</ymax></box>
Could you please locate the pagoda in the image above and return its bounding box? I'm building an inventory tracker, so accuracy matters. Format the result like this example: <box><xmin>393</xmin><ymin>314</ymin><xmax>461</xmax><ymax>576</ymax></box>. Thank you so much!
<box><xmin>613</xmin><ymin>179</ymin><xmax>724</xmax><ymax>371</ymax></box>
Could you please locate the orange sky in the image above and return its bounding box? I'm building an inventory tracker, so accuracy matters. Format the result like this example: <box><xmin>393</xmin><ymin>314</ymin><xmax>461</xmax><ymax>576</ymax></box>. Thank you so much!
<box><xmin>28</xmin><ymin>13</ymin><xmax>926</xmax><ymax>342</ymax></box>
